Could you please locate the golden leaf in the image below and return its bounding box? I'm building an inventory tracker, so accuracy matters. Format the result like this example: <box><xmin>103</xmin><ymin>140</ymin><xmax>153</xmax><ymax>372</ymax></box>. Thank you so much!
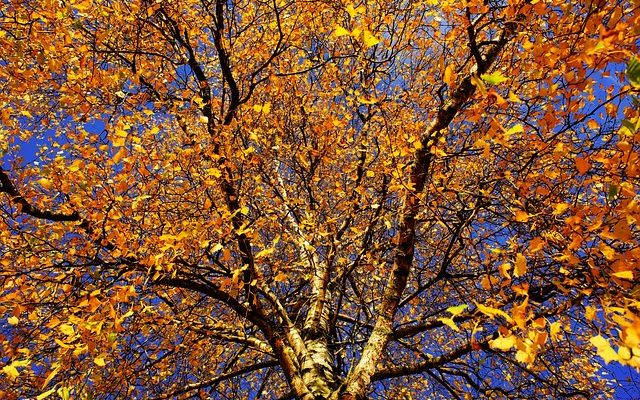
<box><xmin>514</xmin><ymin>210</ymin><xmax>530</xmax><ymax>222</ymax></box>
<box><xmin>590</xmin><ymin>335</ymin><xmax>619</xmax><ymax>363</ymax></box>
<box><xmin>333</xmin><ymin>26</ymin><xmax>351</xmax><ymax>37</ymax></box>
<box><xmin>514</xmin><ymin>253</ymin><xmax>527</xmax><ymax>277</ymax></box>
<box><xmin>446</xmin><ymin>304</ymin><xmax>468</xmax><ymax>317</ymax></box>
<box><xmin>36</xmin><ymin>388</ymin><xmax>56</xmax><ymax>400</ymax></box>
<box><xmin>363</xmin><ymin>30</ymin><xmax>380</xmax><ymax>48</ymax></box>
<box><xmin>59</xmin><ymin>324</ymin><xmax>75</xmax><ymax>336</ymax></box>
<box><xmin>438</xmin><ymin>317</ymin><xmax>460</xmax><ymax>332</ymax></box>
<box><xmin>474</xmin><ymin>302</ymin><xmax>513</xmax><ymax>324</ymax></box>
<box><xmin>490</xmin><ymin>334</ymin><xmax>517</xmax><ymax>351</ymax></box>
<box><xmin>612</xmin><ymin>270</ymin><xmax>633</xmax><ymax>280</ymax></box>
<box><xmin>2</xmin><ymin>364</ymin><xmax>19</xmax><ymax>381</ymax></box>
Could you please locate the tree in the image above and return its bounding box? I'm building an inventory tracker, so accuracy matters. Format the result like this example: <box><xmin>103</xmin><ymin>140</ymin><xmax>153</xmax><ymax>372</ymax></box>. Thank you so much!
<box><xmin>1</xmin><ymin>0</ymin><xmax>639</xmax><ymax>398</ymax></box>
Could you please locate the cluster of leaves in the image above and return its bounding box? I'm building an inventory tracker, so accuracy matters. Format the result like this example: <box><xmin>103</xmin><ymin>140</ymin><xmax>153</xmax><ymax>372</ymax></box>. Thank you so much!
<box><xmin>1</xmin><ymin>0</ymin><xmax>639</xmax><ymax>399</ymax></box>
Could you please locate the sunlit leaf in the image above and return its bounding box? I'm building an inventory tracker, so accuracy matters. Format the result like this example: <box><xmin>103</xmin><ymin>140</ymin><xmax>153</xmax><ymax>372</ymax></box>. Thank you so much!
<box><xmin>57</xmin><ymin>387</ymin><xmax>70</xmax><ymax>400</ymax></box>
<box><xmin>481</xmin><ymin>71</ymin><xmax>508</xmax><ymax>85</ymax></box>
<box><xmin>575</xmin><ymin>157</ymin><xmax>591</xmax><ymax>174</ymax></box>
<box><xmin>36</xmin><ymin>388</ymin><xmax>56</xmax><ymax>400</ymax></box>
<box><xmin>612</xmin><ymin>270</ymin><xmax>633</xmax><ymax>280</ymax></box>
<box><xmin>443</xmin><ymin>64</ymin><xmax>455</xmax><ymax>86</ymax></box>
<box><xmin>474</xmin><ymin>302</ymin><xmax>513</xmax><ymax>323</ymax></box>
<box><xmin>514</xmin><ymin>210</ymin><xmax>530</xmax><ymax>222</ymax></box>
<box><xmin>514</xmin><ymin>253</ymin><xmax>527</xmax><ymax>277</ymax></box>
<box><xmin>446</xmin><ymin>304</ymin><xmax>468</xmax><ymax>317</ymax></box>
<box><xmin>490</xmin><ymin>334</ymin><xmax>517</xmax><ymax>351</ymax></box>
<box><xmin>363</xmin><ymin>30</ymin><xmax>380</xmax><ymax>48</ymax></box>
<box><xmin>333</xmin><ymin>26</ymin><xmax>351</xmax><ymax>37</ymax></box>
<box><xmin>59</xmin><ymin>324</ymin><xmax>75</xmax><ymax>336</ymax></box>
<box><xmin>590</xmin><ymin>335</ymin><xmax>619</xmax><ymax>363</ymax></box>
<box><xmin>627</xmin><ymin>55</ymin><xmax>640</xmax><ymax>87</ymax></box>
<box><xmin>438</xmin><ymin>317</ymin><xmax>460</xmax><ymax>331</ymax></box>
<box><xmin>2</xmin><ymin>364</ymin><xmax>19</xmax><ymax>381</ymax></box>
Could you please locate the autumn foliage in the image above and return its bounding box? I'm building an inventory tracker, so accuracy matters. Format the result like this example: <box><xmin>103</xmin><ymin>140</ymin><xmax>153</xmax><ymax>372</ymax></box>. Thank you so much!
<box><xmin>1</xmin><ymin>0</ymin><xmax>640</xmax><ymax>398</ymax></box>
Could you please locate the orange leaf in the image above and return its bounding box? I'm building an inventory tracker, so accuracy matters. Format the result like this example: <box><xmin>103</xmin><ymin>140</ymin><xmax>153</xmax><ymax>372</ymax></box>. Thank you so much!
<box><xmin>514</xmin><ymin>210</ymin><xmax>530</xmax><ymax>222</ymax></box>
<box><xmin>514</xmin><ymin>253</ymin><xmax>527</xmax><ymax>277</ymax></box>
<box><xmin>575</xmin><ymin>157</ymin><xmax>591</xmax><ymax>174</ymax></box>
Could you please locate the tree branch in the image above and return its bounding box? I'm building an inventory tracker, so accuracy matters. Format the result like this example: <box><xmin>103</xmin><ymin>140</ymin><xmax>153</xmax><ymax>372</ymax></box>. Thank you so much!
<box><xmin>152</xmin><ymin>360</ymin><xmax>279</xmax><ymax>400</ymax></box>
<box><xmin>0</xmin><ymin>167</ymin><xmax>80</xmax><ymax>222</ymax></box>
<box><xmin>339</xmin><ymin>16</ymin><xmax>523</xmax><ymax>399</ymax></box>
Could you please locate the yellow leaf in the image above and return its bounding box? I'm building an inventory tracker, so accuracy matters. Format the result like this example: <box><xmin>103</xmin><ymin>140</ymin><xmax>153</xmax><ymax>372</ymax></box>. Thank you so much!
<box><xmin>147</xmin><ymin>3</ymin><xmax>161</xmax><ymax>17</ymax></box>
<box><xmin>206</xmin><ymin>168</ymin><xmax>222</xmax><ymax>178</ymax></box>
<box><xmin>514</xmin><ymin>253</ymin><xmax>527</xmax><ymax>277</ymax></box>
<box><xmin>252</xmin><ymin>103</ymin><xmax>272</xmax><ymax>114</ymax></box>
<box><xmin>505</xmin><ymin>124</ymin><xmax>524</xmax><ymax>137</ymax></box>
<box><xmin>112</xmin><ymin>147</ymin><xmax>126</xmax><ymax>163</ymax></box>
<box><xmin>42</xmin><ymin>364</ymin><xmax>60</xmax><ymax>389</ymax></box>
<box><xmin>38</xmin><ymin>178</ymin><xmax>54</xmax><ymax>190</ymax></box>
<box><xmin>549</xmin><ymin>321</ymin><xmax>562</xmax><ymax>340</ymax></box>
<box><xmin>498</xmin><ymin>262</ymin><xmax>512</xmax><ymax>279</ymax></box>
<box><xmin>481</xmin><ymin>275</ymin><xmax>495</xmax><ymax>290</ymax></box>
<box><xmin>59</xmin><ymin>323</ymin><xmax>75</xmax><ymax>336</ymax></box>
<box><xmin>508</xmin><ymin>92</ymin><xmax>521</xmax><ymax>103</ymax></box>
<box><xmin>446</xmin><ymin>304</ymin><xmax>468</xmax><ymax>317</ymax></box>
<box><xmin>612</xmin><ymin>270</ymin><xmax>633</xmax><ymax>280</ymax></box>
<box><xmin>599</xmin><ymin>242</ymin><xmax>616</xmax><ymax>260</ymax></box>
<box><xmin>333</xmin><ymin>26</ymin><xmax>351</xmax><ymax>37</ymax></box>
<box><xmin>112</xmin><ymin>135</ymin><xmax>126</xmax><ymax>147</ymax></box>
<box><xmin>437</xmin><ymin>317</ymin><xmax>460</xmax><ymax>332</ymax></box>
<box><xmin>590</xmin><ymin>335</ymin><xmax>619</xmax><ymax>363</ymax></box>
<box><xmin>346</xmin><ymin>3</ymin><xmax>365</xmax><ymax>17</ymax></box>
<box><xmin>68</xmin><ymin>159</ymin><xmax>84</xmax><ymax>172</ymax></box>
<box><xmin>474</xmin><ymin>302</ymin><xmax>513</xmax><ymax>323</ymax></box>
<box><xmin>552</xmin><ymin>202</ymin><xmax>570</xmax><ymax>215</ymax></box>
<box><xmin>115</xmin><ymin>128</ymin><xmax>128</xmax><ymax>138</ymax></box>
<box><xmin>54</xmin><ymin>338</ymin><xmax>72</xmax><ymax>348</ymax></box>
<box><xmin>516</xmin><ymin>349</ymin><xmax>533</xmax><ymax>364</ymax></box>
<box><xmin>210</xmin><ymin>243</ymin><xmax>224</xmax><ymax>253</ymax></box>
<box><xmin>363</xmin><ymin>30</ymin><xmax>380</xmax><ymax>48</ymax></box>
<box><xmin>2</xmin><ymin>364</ymin><xmax>20</xmax><ymax>381</ymax></box>
<box><xmin>481</xmin><ymin>71</ymin><xmax>508</xmax><ymax>85</ymax></box>
<box><xmin>255</xmin><ymin>247</ymin><xmax>275</xmax><ymax>259</ymax></box>
<box><xmin>57</xmin><ymin>387</ymin><xmax>70</xmax><ymax>400</ymax></box>
<box><xmin>274</xmin><ymin>272</ymin><xmax>287</xmax><ymax>282</ymax></box>
<box><xmin>8</xmin><ymin>316</ymin><xmax>19</xmax><ymax>325</ymax></box>
<box><xmin>356</xmin><ymin>96</ymin><xmax>377</xmax><ymax>105</ymax></box>
<box><xmin>94</xmin><ymin>357</ymin><xmax>106</xmax><ymax>366</ymax></box>
<box><xmin>490</xmin><ymin>334</ymin><xmax>517</xmax><ymax>351</ymax></box>
<box><xmin>36</xmin><ymin>388</ymin><xmax>56</xmax><ymax>400</ymax></box>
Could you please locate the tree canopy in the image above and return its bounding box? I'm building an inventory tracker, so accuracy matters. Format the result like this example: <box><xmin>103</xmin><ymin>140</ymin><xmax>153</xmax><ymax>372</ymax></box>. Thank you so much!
<box><xmin>1</xmin><ymin>0</ymin><xmax>640</xmax><ymax>398</ymax></box>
